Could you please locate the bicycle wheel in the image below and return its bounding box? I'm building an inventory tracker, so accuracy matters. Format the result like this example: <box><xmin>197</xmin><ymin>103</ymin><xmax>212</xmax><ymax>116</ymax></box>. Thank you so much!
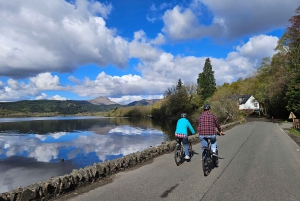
<box><xmin>202</xmin><ymin>149</ymin><xmax>211</xmax><ymax>176</ymax></box>
<box><xmin>213</xmin><ymin>149</ymin><xmax>219</xmax><ymax>167</ymax></box>
<box><xmin>188</xmin><ymin>140</ymin><xmax>193</xmax><ymax>158</ymax></box>
<box><xmin>174</xmin><ymin>144</ymin><xmax>183</xmax><ymax>166</ymax></box>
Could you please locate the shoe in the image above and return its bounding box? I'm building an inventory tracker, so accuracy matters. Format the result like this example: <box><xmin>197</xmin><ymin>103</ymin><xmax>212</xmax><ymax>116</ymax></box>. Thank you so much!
<box><xmin>184</xmin><ymin>155</ymin><xmax>190</xmax><ymax>160</ymax></box>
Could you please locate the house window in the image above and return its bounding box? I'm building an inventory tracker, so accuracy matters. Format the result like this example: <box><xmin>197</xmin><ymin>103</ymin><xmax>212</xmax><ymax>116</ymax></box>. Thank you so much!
<box><xmin>254</xmin><ymin>102</ymin><xmax>258</xmax><ymax>107</ymax></box>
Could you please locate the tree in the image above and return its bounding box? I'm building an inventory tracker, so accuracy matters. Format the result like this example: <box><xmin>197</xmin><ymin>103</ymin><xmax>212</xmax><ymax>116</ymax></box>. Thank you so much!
<box><xmin>283</xmin><ymin>6</ymin><xmax>300</xmax><ymax>115</ymax></box>
<box><xmin>153</xmin><ymin>80</ymin><xmax>195</xmax><ymax>118</ymax></box>
<box><xmin>176</xmin><ymin>79</ymin><xmax>183</xmax><ymax>90</ymax></box>
<box><xmin>197</xmin><ymin>58</ymin><xmax>216</xmax><ymax>101</ymax></box>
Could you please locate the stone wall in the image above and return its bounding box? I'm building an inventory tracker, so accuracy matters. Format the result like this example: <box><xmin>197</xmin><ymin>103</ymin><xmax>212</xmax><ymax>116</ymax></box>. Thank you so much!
<box><xmin>0</xmin><ymin>121</ymin><xmax>243</xmax><ymax>201</ymax></box>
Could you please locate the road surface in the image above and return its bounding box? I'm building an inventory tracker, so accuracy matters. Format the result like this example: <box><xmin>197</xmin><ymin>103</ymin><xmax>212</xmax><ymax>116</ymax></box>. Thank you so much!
<box><xmin>56</xmin><ymin>121</ymin><xmax>300</xmax><ymax>201</ymax></box>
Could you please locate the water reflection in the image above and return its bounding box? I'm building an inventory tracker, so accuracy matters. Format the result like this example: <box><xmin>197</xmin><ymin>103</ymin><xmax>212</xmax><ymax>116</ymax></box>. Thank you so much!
<box><xmin>0</xmin><ymin>117</ymin><xmax>170</xmax><ymax>193</ymax></box>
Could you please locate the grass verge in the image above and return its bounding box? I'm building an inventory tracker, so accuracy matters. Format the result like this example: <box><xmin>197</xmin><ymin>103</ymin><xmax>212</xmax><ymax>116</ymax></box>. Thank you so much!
<box><xmin>287</xmin><ymin>128</ymin><xmax>300</xmax><ymax>137</ymax></box>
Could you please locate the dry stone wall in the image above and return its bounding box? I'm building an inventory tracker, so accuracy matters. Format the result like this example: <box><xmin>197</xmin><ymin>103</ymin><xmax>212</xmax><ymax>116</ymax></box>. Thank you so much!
<box><xmin>0</xmin><ymin>121</ymin><xmax>242</xmax><ymax>201</ymax></box>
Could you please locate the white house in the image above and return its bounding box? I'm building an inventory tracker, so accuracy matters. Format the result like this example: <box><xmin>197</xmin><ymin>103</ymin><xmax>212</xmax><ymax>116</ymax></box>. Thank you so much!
<box><xmin>238</xmin><ymin>95</ymin><xmax>260</xmax><ymax>111</ymax></box>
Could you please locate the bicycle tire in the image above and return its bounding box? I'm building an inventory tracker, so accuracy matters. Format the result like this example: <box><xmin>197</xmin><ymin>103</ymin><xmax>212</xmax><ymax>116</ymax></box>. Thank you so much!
<box><xmin>188</xmin><ymin>140</ymin><xmax>193</xmax><ymax>158</ymax></box>
<box><xmin>202</xmin><ymin>149</ymin><xmax>211</xmax><ymax>176</ymax></box>
<box><xmin>213</xmin><ymin>149</ymin><xmax>219</xmax><ymax>167</ymax></box>
<box><xmin>174</xmin><ymin>144</ymin><xmax>183</xmax><ymax>166</ymax></box>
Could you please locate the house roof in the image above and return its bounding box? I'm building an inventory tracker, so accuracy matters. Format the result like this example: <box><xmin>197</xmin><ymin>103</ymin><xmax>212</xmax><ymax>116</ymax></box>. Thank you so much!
<box><xmin>227</xmin><ymin>94</ymin><xmax>256</xmax><ymax>105</ymax></box>
<box><xmin>238</xmin><ymin>94</ymin><xmax>252</xmax><ymax>104</ymax></box>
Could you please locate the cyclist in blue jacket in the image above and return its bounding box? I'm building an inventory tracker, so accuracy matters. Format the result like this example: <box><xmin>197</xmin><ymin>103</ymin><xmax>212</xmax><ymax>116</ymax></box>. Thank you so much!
<box><xmin>175</xmin><ymin>113</ymin><xmax>196</xmax><ymax>159</ymax></box>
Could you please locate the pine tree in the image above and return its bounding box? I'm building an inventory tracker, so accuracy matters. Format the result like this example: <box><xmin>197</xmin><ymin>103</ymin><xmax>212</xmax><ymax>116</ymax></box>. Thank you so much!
<box><xmin>176</xmin><ymin>79</ymin><xmax>182</xmax><ymax>90</ymax></box>
<box><xmin>197</xmin><ymin>58</ymin><xmax>216</xmax><ymax>101</ymax></box>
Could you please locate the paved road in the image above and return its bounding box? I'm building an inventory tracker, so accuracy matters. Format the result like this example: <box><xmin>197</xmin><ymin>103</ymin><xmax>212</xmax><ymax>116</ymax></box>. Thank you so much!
<box><xmin>58</xmin><ymin>121</ymin><xmax>300</xmax><ymax>201</ymax></box>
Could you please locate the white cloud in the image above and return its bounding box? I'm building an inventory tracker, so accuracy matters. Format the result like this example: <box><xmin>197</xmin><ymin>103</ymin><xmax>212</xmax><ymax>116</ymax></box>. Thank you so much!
<box><xmin>0</xmin><ymin>0</ymin><xmax>129</xmax><ymax>78</ymax></box>
<box><xmin>236</xmin><ymin>35</ymin><xmax>278</xmax><ymax>62</ymax></box>
<box><xmin>162</xmin><ymin>0</ymin><xmax>298</xmax><ymax>40</ymax></box>
<box><xmin>70</xmin><ymin>71</ymin><xmax>169</xmax><ymax>99</ymax></box>
<box><xmin>30</xmin><ymin>72</ymin><xmax>61</xmax><ymax>90</ymax></box>
<box><xmin>36</xmin><ymin>93</ymin><xmax>67</xmax><ymax>101</ymax></box>
<box><xmin>110</xmin><ymin>95</ymin><xmax>163</xmax><ymax>105</ymax></box>
<box><xmin>36</xmin><ymin>93</ymin><xmax>48</xmax><ymax>100</ymax></box>
<box><xmin>150</xmin><ymin>33</ymin><xmax>166</xmax><ymax>45</ymax></box>
<box><xmin>0</xmin><ymin>31</ymin><xmax>278</xmax><ymax>102</ymax></box>
<box><xmin>162</xmin><ymin>5</ymin><xmax>222</xmax><ymax>40</ymax></box>
<box><xmin>0</xmin><ymin>79</ymin><xmax>39</xmax><ymax>101</ymax></box>
<box><xmin>137</xmin><ymin>34</ymin><xmax>278</xmax><ymax>85</ymax></box>
<box><xmin>68</xmin><ymin>76</ymin><xmax>81</xmax><ymax>85</ymax></box>
<box><xmin>129</xmin><ymin>30</ymin><xmax>162</xmax><ymax>62</ymax></box>
<box><xmin>85</xmin><ymin>0</ymin><xmax>112</xmax><ymax>18</ymax></box>
<box><xmin>49</xmin><ymin>95</ymin><xmax>67</xmax><ymax>101</ymax></box>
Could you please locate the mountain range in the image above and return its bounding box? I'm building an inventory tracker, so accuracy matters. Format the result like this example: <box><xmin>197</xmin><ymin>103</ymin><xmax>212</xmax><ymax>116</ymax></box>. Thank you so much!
<box><xmin>87</xmin><ymin>96</ymin><xmax>161</xmax><ymax>106</ymax></box>
<box><xmin>0</xmin><ymin>97</ymin><xmax>161</xmax><ymax>117</ymax></box>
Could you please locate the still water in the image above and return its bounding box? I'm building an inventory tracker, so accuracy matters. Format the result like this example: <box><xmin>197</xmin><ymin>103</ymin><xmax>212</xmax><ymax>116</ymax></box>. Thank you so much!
<box><xmin>0</xmin><ymin>116</ymin><xmax>177</xmax><ymax>193</ymax></box>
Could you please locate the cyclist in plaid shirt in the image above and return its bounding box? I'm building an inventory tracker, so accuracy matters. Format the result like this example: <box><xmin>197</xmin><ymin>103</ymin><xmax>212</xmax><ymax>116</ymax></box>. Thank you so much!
<box><xmin>198</xmin><ymin>104</ymin><xmax>224</xmax><ymax>157</ymax></box>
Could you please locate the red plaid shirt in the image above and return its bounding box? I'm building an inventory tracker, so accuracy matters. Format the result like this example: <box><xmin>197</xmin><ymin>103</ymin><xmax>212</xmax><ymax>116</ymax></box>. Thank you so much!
<box><xmin>197</xmin><ymin>111</ymin><xmax>221</xmax><ymax>136</ymax></box>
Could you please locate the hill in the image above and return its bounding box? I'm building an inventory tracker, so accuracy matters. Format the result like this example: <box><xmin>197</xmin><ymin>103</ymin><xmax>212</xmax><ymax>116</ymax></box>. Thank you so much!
<box><xmin>0</xmin><ymin>97</ymin><xmax>162</xmax><ymax>117</ymax></box>
<box><xmin>0</xmin><ymin>100</ymin><xmax>123</xmax><ymax>117</ymax></box>
<box><xmin>127</xmin><ymin>99</ymin><xmax>161</xmax><ymax>106</ymax></box>
<box><xmin>87</xmin><ymin>96</ymin><xmax>118</xmax><ymax>105</ymax></box>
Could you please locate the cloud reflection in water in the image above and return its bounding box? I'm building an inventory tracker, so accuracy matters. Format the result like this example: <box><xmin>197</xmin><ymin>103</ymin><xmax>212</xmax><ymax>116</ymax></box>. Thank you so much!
<box><xmin>0</xmin><ymin>117</ymin><xmax>168</xmax><ymax>193</ymax></box>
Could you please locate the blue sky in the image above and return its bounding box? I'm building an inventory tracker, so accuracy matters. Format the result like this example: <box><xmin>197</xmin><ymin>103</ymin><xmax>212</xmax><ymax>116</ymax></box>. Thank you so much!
<box><xmin>0</xmin><ymin>0</ymin><xmax>298</xmax><ymax>104</ymax></box>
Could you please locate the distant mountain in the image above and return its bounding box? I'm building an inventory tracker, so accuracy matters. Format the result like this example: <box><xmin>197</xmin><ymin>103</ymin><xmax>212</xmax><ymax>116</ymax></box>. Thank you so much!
<box><xmin>127</xmin><ymin>99</ymin><xmax>161</xmax><ymax>106</ymax></box>
<box><xmin>0</xmin><ymin>99</ymin><xmax>122</xmax><ymax>117</ymax></box>
<box><xmin>87</xmin><ymin>96</ymin><xmax>118</xmax><ymax>105</ymax></box>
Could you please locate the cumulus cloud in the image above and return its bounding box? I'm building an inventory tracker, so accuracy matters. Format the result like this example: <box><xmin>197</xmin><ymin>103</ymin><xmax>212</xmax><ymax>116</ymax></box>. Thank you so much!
<box><xmin>236</xmin><ymin>35</ymin><xmax>279</xmax><ymax>62</ymax></box>
<box><xmin>137</xmin><ymin>34</ymin><xmax>278</xmax><ymax>86</ymax></box>
<box><xmin>35</xmin><ymin>93</ymin><xmax>48</xmax><ymax>100</ymax></box>
<box><xmin>0</xmin><ymin>0</ymin><xmax>284</xmax><ymax>103</ymax></box>
<box><xmin>50</xmin><ymin>95</ymin><xmax>67</xmax><ymax>100</ymax></box>
<box><xmin>162</xmin><ymin>0</ymin><xmax>298</xmax><ymax>40</ymax></box>
<box><xmin>70</xmin><ymin>71</ymin><xmax>170</xmax><ymax>99</ymax></box>
<box><xmin>36</xmin><ymin>93</ymin><xmax>66</xmax><ymax>101</ymax></box>
<box><xmin>0</xmin><ymin>0</ymin><xmax>129</xmax><ymax>78</ymax></box>
<box><xmin>68</xmin><ymin>34</ymin><xmax>278</xmax><ymax>103</ymax></box>
<box><xmin>0</xmin><ymin>30</ymin><xmax>278</xmax><ymax>103</ymax></box>
<box><xmin>0</xmin><ymin>72</ymin><xmax>69</xmax><ymax>101</ymax></box>
<box><xmin>68</xmin><ymin>76</ymin><xmax>81</xmax><ymax>85</ymax></box>
<box><xmin>129</xmin><ymin>30</ymin><xmax>163</xmax><ymax>62</ymax></box>
<box><xmin>150</xmin><ymin>33</ymin><xmax>166</xmax><ymax>45</ymax></box>
<box><xmin>0</xmin><ymin>79</ymin><xmax>39</xmax><ymax>101</ymax></box>
<box><xmin>162</xmin><ymin>5</ymin><xmax>222</xmax><ymax>40</ymax></box>
<box><xmin>110</xmin><ymin>95</ymin><xmax>163</xmax><ymax>105</ymax></box>
<box><xmin>30</xmin><ymin>72</ymin><xmax>61</xmax><ymax>90</ymax></box>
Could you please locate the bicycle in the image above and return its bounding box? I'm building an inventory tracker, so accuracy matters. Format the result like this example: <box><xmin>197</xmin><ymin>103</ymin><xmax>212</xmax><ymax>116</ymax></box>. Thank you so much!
<box><xmin>174</xmin><ymin>138</ymin><xmax>193</xmax><ymax>166</ymax></box>
<box><xmin>202</xmin><ymin>138</ymin><xmax>219</xmax><ymax>176</ymax></box>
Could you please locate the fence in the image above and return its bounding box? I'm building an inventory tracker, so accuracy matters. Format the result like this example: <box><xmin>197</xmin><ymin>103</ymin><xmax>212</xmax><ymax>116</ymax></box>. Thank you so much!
<box><xmin>293</xmin><ymin>119</ymin><xmax>300</xmax><ymax>129</ymax></box>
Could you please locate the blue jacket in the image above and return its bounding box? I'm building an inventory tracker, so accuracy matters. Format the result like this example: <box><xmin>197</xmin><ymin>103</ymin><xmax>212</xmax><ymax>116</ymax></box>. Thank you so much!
<box><xmin>175</xmin><ymin>118</ymin><xmax>196</xmax><ymax>135</ymax></box>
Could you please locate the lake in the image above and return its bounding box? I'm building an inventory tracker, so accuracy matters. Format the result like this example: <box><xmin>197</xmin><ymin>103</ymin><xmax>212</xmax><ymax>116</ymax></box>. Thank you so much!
<box><xmin>0</xmin><ymin>116</ymin><xmax>178</xmax><ymax>193</ymax></box>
